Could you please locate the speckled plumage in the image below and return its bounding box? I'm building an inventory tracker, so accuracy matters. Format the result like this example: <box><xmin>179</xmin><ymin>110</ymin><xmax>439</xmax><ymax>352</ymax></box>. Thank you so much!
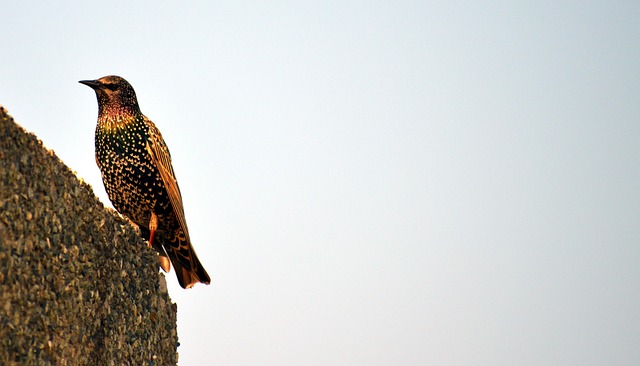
<box><xmin>80</xmin><ymin>75</ymin><xmax>210</xmax><ymax>289</ymax></box>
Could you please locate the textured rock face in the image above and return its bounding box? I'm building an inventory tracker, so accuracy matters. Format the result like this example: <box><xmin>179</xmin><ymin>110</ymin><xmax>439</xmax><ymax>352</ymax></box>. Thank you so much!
<box><xmin>0</xmin><ymin>106</ymin><xmax>178</xmax><ymax>365</ymax></box>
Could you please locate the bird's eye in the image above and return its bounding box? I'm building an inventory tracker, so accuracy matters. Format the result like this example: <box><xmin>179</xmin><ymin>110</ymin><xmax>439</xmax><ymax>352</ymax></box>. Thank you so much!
<box><xmin>105</xmin><ymin>83</ymin><xmax>119</xmax><ymax>91</ymax></box>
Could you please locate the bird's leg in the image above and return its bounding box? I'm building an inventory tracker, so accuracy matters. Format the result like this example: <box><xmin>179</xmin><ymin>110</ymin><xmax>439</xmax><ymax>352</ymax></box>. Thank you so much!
<box><xmin>148</xmin><ymin>212</ymin><xmax>171</xmax><ymax>272</ymax></box>
<box><xmin>148</xmin><ymin>212</ymin><xmax>158</xmax><ymax>248</ymax></box>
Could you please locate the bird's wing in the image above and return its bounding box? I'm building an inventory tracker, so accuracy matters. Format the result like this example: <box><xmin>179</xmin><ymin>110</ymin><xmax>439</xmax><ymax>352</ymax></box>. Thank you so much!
<box><xmin>144</xmin><ymin>119</ymin><xmax>191</xmax><ymax>243</ymax></box>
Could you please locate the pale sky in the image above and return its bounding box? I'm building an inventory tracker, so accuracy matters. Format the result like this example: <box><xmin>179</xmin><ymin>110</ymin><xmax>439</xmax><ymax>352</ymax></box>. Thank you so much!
<box><xmin>2</xmin><ymin>2</ymin><xmax>639</xmax><ymax>365</ymax></box>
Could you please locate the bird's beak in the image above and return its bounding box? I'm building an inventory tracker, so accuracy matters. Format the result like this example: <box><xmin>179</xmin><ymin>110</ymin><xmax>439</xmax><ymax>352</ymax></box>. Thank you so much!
<box><xmin>79</xmin><ymin>79</ymin><xmax>102</xmax><ymax>89</ymax></box>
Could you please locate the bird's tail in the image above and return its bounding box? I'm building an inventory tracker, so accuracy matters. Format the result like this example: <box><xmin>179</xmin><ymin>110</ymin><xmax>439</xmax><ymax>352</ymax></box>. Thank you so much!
<box><xmin>163</xmin><ymin>239</ymin><xmax>211</xmax><ymax>289</ymax></box>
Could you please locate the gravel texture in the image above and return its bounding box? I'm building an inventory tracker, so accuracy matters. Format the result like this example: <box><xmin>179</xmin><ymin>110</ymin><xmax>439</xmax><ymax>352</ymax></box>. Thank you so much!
<box><xmin>0</xmin><ymin>106</ymin><xmax>178</xmax><ymax>365</ymax></box>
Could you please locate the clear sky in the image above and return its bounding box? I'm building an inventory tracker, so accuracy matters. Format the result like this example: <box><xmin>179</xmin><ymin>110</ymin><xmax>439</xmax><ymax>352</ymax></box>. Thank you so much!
<box><xmin>2</xmin><ymin>1</ymin><xmax>639</xmax><ymax>365</ymax></box>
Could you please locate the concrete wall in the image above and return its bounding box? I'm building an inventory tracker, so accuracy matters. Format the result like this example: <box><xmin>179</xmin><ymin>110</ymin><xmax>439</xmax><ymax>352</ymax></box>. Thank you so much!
<box><xmin>0</xmin><ymin>106</ymin><xmax>178</xmax><ymax>365</ymax></box>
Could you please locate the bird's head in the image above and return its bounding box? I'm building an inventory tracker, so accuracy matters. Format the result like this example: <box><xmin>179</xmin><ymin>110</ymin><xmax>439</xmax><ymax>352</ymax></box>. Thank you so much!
<box><xmin>79</xmin><ymin>75</ymin><xmax>141</xmax><ymax>116</ymax></box>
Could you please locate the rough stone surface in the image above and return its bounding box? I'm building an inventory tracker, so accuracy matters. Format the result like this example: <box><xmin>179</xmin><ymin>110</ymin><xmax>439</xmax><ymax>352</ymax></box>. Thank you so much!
<box><xmin>0</xmin><ymin>106</ymin><xmax>178</xmax><ymax>365</ymax></box>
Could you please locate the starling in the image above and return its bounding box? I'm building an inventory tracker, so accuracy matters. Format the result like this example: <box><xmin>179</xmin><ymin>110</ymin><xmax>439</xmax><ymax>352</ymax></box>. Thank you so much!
<box><xmin>80</xmin><ymin>75</ymin><xmax>210</xmax><ymax>289</ymax></box>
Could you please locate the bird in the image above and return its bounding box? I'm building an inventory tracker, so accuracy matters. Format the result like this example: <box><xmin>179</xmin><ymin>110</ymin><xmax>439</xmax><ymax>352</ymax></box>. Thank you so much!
<box><xmin>79</xmin><ymin>75</ymin><xmax>210</xmax><ymax>289</ymax></box>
